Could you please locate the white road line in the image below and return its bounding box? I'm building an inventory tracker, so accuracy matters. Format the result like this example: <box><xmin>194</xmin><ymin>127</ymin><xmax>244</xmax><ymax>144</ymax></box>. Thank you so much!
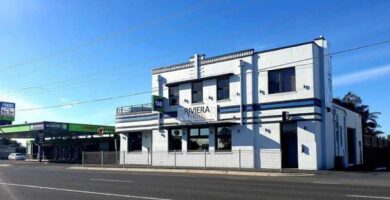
<box><xmin>227</xmin><ymin>177</ymin><xmax>248</xmax><ymax>180</ymax></box>
<box><xmin>313</xmin><ymin>181</ymin><xmax>341</xmax><ymax>185</ymax></box>
<box><xmin>0</xmin><ymin>182</ymin><xmax>171</xmax><ymax>200</ymax></box>
<box><xmin>347</xmin><ymin>195</ymin><xmax>390</xmax><ymax>199</ymax></box>
<box><xmin>0</xmin><ymin>164</ymin><xmax>10</xmax><ymax>167</ymax></box>
<box><xmin>90</xmin><ymin>178</ymin><xmax>134</xmax><ymax>183</ymax></box>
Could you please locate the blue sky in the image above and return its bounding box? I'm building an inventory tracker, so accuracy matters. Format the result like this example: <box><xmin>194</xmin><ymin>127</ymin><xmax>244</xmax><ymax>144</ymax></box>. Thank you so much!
<box><xmin>0</xmin><ymin>0</ymin><xmax>389</xmax><ymax>135</ymax></box>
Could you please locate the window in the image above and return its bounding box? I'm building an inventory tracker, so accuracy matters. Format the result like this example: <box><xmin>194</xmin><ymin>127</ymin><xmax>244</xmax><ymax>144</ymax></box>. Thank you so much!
<box><xmin>192</xmin><ymin>81</ymin><xmax>203</xmax><ymax>103</ymax></box>
<box><xmin>128</xmin><ymin>132</ymin><xmax>142</xmax><ymax>151</ymax></box>
<box><xmin>268</xmin><ymin>67</ymin><xmax>296</xmax><ymax>94</ymax></box>
<box><xmin>188</xmin><ymin>128</ymin><xmax>209</xmax><ymax>151</ymax></box>
<box><xmin>168</xmin><ymin>129</ymin><xmax>182</xmax><ymax>151</ymax></box>
<box><xmin>169</xmin><ymin>85</ymin><xmax>179</xmax><ymax>105</ymax></box>
<box><xmin>217</xmin><ymin>77</ymin><xmax>230</xmax><ymax>100</ymax></box>
<box><xmin>216</xmin><ymin>127</ymin><xmax>232</xmax><ymax>151</ymax></box>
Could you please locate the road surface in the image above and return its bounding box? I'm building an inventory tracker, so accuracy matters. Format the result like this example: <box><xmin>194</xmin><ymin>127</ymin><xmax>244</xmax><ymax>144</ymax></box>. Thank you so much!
<box><xmin>0</xmin><ymin>161</ymin><xmax>389</xmax><ymax>200</ymax></box>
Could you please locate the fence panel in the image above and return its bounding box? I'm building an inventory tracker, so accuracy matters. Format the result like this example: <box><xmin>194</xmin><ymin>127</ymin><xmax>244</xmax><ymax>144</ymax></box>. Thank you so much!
<box><xmin>82</xmin><ymin>149</ymin><xmax>282</xmax><ymax>170</ymax></box>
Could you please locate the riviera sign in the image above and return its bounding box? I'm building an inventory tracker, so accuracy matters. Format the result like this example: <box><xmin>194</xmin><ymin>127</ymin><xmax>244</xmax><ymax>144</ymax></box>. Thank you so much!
<box><xmin>178</xmin><ymin>105</ymin><xmax>217</xmax><ymax>123</ymax></box>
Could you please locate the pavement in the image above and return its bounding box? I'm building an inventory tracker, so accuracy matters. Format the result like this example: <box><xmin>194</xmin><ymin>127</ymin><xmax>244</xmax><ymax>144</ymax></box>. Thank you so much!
<box><xmin>0</xmin><ymin>160</ymin><xmax>390</xmax><ymax>200</ymax></box>
<box><xmin>69</xmin><ymin>166</ymin><xmax>315</xmax><ymax>177</ymax></box>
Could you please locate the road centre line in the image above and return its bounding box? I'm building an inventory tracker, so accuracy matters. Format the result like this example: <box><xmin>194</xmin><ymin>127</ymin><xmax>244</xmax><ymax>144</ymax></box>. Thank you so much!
<box><xmin>0</xmin><ymin>182</ymin><xmax>171</xmax><ymax>200</ymax></box>
<box><xmin>313</xmin><ymin>181</ymin><xmax>341</xmax><ymax>185</ymax></box>
<box><xmin>90</xmin><ymin>178</ymin><xmax>134</xmax><ymax>183</ymax></box>
<box><xmin>347</xmin><ymin>195</ymin><xmax>390</xmax><ymax>199</ymax></box>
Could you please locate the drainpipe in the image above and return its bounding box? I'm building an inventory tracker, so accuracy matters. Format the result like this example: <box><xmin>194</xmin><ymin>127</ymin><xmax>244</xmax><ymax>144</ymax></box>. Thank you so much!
<box><xmin>239</xmin><ymin>60</ymin><xmax>244</xmax><ymax>125</ymax></box>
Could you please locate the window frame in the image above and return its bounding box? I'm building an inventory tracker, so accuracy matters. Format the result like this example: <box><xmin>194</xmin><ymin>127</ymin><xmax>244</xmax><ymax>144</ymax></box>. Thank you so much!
<box><xmin>268</xmin><ymin>67</ymin><xmax>296</xmax><ymax>94</ymax></box>
<box><xmin>216</xmin><ymin>77</ymin><xmax>230</xmax><ymax>101</ymax></box>
<box><xmin>168</xmin><ymin>85</ymin><xmax>179</xmax><ymax>106</ymax></box>
<box><xmin>188</xmin><ymin>127</ymin><xmax>209</xmax><ymax>151</ymax></box>
<box><xmin>191</xmin><ymin>81</ymin><xmax>203</xmax><ymax>103</ymax></box>
<box><xmin>168</xmin><ymin>128</ymin><xmax>183</xmax><ymax>151</ymax></box>
<box><xmin>215</xmin><ymin>127</ymin><xmax>232</xmax><ymax>151</ymax></box>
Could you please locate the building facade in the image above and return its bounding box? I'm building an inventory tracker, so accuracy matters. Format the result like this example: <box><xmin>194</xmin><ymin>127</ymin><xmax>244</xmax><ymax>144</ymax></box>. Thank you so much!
<box><xmin>116</xmin><ymin>37</ymin><xmax>363</xmax><ymax>170</ymax></box>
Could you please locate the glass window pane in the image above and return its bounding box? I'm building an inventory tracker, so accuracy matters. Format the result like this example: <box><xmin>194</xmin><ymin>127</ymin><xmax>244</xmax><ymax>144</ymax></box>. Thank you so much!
<box><xmin>189</xmin><ymin>138</ymin><xmax>209</xmax><ymax>151</ymax></box>
<box><xmin>217</xmin><ymin>137</ymin><xmax>231</xmax><ymax>150</ymax></box>
<box><xmin>217</xmin><ymin>127</ymin><xmax>231</xmax><ymax>135</ymax></box>
<box><xmin>128</xmin><ymin>132</ymin><xmax>142</xmax><ymax>151</ymax></box>
<box><xmin>199</xmin><ymin>128</ymin><xmax>209</xmax><ymax>136</ymax></box>
<box><xmin>192</xmin><ymin>82</ymin><xmax>203</xmax><ymax>103</ymax></box>
<box><xmin>282</xmin><ymin>68</ymin><xmax>295</xmax><ymax>92</ymax></box>
<box><xmin>216</xmin><ymin>127</ymin><xmax>232</xmax><ymax>151</ymax></box>
<box><xmin>169</xmin><ymin>86</ymin><xmax>179</xmax><ymax>105</ymax></box>
<box><xmin>217</xmin><ymin>77</ymin><xmax>230</xmax><ymax>100</ymax></box>
<box><xmin>268</xmin><ymin>70</ymin><xmax>280</xmax><ymax>94</ymax></box>
<box><xmin>169</xmin><ymin>129</ymin><xmax>182</xmax><ymax>151</ymax></box>
<box><xmin>268</xmin><ymin>67</ymin><xmax>295</xmax><ymax>94</ymax></box>
<box><xmin>190</xmin><ymin>128</ymin><xmax>198</xmax><ymax>136</ymax></box>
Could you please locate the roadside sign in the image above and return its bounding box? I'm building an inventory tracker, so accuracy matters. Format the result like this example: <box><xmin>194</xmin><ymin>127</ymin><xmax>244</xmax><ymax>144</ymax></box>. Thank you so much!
<box><xmin>35</xmin><ymin>132</ymin><xmax>45</xmax><ymax>144</ymax></box>
<box><xmin>152</xmin><ymin>95</ymin><xmax>164</xmax><ymax>113</ymax></box>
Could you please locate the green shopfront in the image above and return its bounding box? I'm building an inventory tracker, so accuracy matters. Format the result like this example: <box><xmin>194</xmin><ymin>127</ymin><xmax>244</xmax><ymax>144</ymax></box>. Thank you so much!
<box><xmin>0</xmin><ymin>121</ymin><xmax>116</xmax><ymax>162</ymax></box>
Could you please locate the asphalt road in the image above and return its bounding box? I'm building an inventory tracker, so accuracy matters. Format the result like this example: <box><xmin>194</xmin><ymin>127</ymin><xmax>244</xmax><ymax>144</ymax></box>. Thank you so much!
<box><xmin>0</xmin><ymin>161</ymin><xmax>390</xmax><ymax>200</ymax></box>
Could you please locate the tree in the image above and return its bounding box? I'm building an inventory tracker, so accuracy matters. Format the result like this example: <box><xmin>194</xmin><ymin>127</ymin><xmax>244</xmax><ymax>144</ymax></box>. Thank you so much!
<box><xmin>335</xmin><ymin>92</ymin><xmax>383</xmax><ymax>136</ymax></box>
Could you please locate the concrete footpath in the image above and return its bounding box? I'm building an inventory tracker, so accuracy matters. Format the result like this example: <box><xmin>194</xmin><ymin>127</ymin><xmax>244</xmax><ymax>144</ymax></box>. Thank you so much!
<box><xmin>69</xmin><ymin>166</ymin><xmax>315</xmax><ymax>177</ymax></box>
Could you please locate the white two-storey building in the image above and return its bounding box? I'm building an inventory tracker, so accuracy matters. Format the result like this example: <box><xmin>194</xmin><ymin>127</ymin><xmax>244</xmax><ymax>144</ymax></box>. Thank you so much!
<box><xmin>115</xmin><ymin>37</ymin><xmax>363</xmax><ymax>170</ymax></box>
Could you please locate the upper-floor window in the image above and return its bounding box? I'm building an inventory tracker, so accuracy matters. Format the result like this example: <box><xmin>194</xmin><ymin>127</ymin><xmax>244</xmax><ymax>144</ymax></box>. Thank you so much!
<box><xmin>217</xmin><ymin>77</ymin><xmax>230</xmax><ymax>100</ymax></box>
<box><xmin>169</xmin><ymin>85</ymin><xmax>179</xmax><ymax>105</ymax></box>
<box><xmin>268</xmin><ymin>67</ymin><xmax>296</xmax><ymax>94</ymax></box>
<box><xmin>192</xmin><ymin>81</ymin><xmax>203</xmax><ymax>103</ymax></box>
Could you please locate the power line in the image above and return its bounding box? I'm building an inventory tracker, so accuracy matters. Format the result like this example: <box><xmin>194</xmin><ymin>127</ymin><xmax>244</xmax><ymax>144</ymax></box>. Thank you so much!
<box><xmin>0</xmin><ymin>1</ymin><xmax>219</xmax><ymax>72</ymax></box>
<box><xmin>0</xmin><ymin>1</ymin><xmax>254</xmax><ymax>97</ymax></box>
<box><xmin>2</xmin><ymin>0</ymin><xmax>381</xmax><ymax>95</ymax></box>
<box><xmin>15</xmin><ymin>38</ymin><xmax>390</xmax><ymax>112</ymax></box>
<box><xmin>258</xmin><ymin>39</ymin><xmax>390</xmax><ymax>72</ymax></box>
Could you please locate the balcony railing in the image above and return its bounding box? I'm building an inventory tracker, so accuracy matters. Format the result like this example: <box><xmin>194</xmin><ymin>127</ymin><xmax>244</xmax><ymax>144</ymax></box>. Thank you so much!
<box><xmin>116</xmin><ymin>103</ymin><xmax>153</xmax><ymax>115</ymax></box>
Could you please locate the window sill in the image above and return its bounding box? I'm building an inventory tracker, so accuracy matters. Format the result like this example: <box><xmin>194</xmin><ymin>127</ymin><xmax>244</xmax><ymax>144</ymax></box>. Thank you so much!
<box><xmin>214</xmin><ymin>150</ymin><xmax>233</xmax><ymax>154</ymax></box>
<box><xmin>191</xmin><ymin>102</ymin><xmax>204</xmax><ymax>105</ymax></box>
<box><xmin>187</xmin><ymin>151</ymin><xmax>209</xmax><ymax>154</ymax></box>
<box><xmin>168</xmin><ymin>151</ymin><xmax>183</xmax><ymax>154</ymax></box>
<box><xmin>217</xmin><ymin>99</ymin><xmax>231</xmax><ymax>103</ymax></box>
<box><xmin>127</xmin><ymin>151</ymin><xmax>144</xmax><ymax>154</ymax></box>
<box><xmin>268</xmin><ymin>90</ymin><xmax>297</xmax><ymax>96</ymax></box>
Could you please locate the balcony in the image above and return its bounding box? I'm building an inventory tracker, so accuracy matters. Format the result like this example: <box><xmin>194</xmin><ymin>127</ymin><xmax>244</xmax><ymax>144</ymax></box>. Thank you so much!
<box><xmin>115</xmin><ymin>103</ymin><xmax>158</xmax><ymax>132</ymax></box>
<box><xmin>116</xmin><ymin>103</ymin><xmax>153</xmax><ymax>115</ymax></box>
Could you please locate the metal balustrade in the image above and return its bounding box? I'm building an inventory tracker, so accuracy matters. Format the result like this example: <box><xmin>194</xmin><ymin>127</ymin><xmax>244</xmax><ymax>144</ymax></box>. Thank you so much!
<box><xmin>116</xmin><ymin>103</ymin><xmax>153</xmax><ymax>115</ymax></box>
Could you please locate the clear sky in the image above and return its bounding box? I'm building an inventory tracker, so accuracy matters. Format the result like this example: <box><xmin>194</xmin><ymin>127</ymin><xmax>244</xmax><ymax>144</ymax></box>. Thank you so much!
<box><xmin>0</xmin><ymin>0</ymin><xmax>389</xmax><ymax>135</ymax></box>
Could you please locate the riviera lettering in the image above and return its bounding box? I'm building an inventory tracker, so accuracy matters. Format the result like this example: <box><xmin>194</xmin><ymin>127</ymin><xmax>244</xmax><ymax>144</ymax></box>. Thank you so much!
<box><xmin>184</xmin><ymin>106</ymin><xmax>210</xmax><ymax>115</ymax></box>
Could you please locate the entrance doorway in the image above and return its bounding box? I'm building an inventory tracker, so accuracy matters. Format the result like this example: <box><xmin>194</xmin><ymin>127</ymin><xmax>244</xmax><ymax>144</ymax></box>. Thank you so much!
<box><xmin>281</xmin><ymin>122</ymin><xmax>298</xmax><ymax>168</ymax></box>
<box><xmin>347</xmin><ymin>128</ymin><xmax>356</xmax><ymax>164</ymax></box>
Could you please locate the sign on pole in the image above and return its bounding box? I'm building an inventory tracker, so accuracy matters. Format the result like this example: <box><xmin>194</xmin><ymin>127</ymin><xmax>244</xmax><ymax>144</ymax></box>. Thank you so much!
<box><xmin>152</xmin><ymin>95</ymin><xmax>164</xmax><ymax>113</ymax></box>
<box><xmin>35</xmin><ymin>132</ymin><xmax>45</xmax><ymax>145</ymax></box>
<box><xmin>0</xmin><ymin>102</ymin><xmax>15</xmax><ymax>122</ymax></box>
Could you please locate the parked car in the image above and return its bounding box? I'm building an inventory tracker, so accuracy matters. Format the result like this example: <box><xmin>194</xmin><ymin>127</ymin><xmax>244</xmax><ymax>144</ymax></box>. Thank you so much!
<box><xmin>8</xmin><ymin>153</ymin><xmax>26</xmax><ymax>160</ymax></box>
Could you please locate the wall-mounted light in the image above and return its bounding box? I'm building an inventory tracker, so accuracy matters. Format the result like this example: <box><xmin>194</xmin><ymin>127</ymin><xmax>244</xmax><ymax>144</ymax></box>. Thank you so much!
<box><xmin>209</xmin><ymin>96</ymin><xmax>213</xmax><ymax>100</ymax></box>
<box><xmin>265</xmin><ymin>128</ymin><xmax>271</xmax><ymax>133</ymax></box>
<box><xmin>237</xmin><ymin>92</ymin><xmax>240</xmax><ymax>96</ymax></box>
<box><xmin>259</xmin><ymin>90</ymin><xmax>265</xmax><ymax>95</ymax></box>
<box><xmin>303</xmin><ymin>85</ymin><xmax>310</xmax><ymax>90</ymax></box>
<box><xmin>184</xmin><ymin>99</ymin><xmax>189</xmax><ymax>103</ymax></box>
